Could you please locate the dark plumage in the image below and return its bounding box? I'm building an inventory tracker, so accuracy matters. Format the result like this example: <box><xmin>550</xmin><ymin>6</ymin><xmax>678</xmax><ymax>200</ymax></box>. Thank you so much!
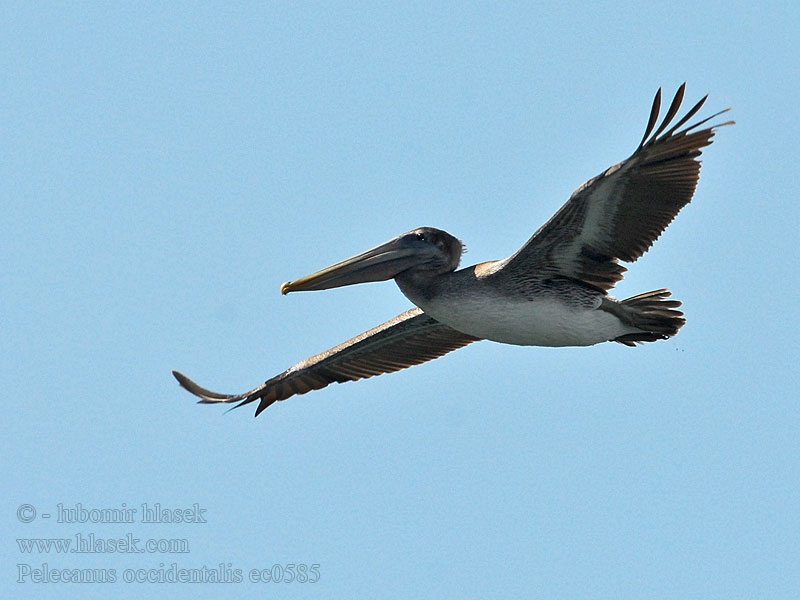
<box><xmin>174</xmin><ymin>84</ymin><xmax>731</xmax><ymax>416</ymax></box>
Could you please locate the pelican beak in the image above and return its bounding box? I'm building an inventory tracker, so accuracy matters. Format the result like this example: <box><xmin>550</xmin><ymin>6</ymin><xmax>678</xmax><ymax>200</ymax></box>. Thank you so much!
<box><xmin>281</xmin><ymin>236</ymin><xmax>429</xmax><ymax>294</ymax></box>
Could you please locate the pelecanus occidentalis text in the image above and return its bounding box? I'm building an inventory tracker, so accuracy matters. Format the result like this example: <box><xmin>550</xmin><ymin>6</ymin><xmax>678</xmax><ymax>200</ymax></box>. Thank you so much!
<box><xmin>173</xmin><ymin>84</ymin><xmax>732</xmax><ymax>416</ymax></box>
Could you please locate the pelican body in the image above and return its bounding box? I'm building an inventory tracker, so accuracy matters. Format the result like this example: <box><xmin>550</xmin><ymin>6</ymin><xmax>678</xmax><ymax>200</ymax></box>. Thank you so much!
<box><xmin>174</xmin><ymin>84</ymin><xmax>732</xmax><ymax>416</ymax></box>
<box><xmin>283</xmin><ymin>228</ymin><xmax>646</xmax><ymax>347</ymax></box>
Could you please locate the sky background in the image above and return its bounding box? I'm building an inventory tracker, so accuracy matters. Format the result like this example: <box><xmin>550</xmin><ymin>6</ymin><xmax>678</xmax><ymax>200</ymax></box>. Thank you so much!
<box><xmin>3</xmin><ymin>2</ymin><xmax>799</xmax><ymax>598</ymax></box>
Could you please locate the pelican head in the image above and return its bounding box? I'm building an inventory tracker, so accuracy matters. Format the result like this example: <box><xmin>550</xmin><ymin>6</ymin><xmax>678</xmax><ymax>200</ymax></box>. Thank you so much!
<box><xmin>281</xmin><ymin>227</ymin><xmax>463</xmax><ymax>294</ymax></box>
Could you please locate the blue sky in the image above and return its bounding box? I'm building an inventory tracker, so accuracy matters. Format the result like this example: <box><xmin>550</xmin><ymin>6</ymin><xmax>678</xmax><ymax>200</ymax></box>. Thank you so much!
<box><xmin>4</xmin><ymin>2</ymin><xmax>798</xmax><ymax>598</ymax></box>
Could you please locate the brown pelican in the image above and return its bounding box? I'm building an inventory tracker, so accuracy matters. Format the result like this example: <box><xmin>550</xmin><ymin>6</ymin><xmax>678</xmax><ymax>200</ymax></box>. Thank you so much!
<box><xmin>173</xmin><ymin>84</ymin><xmax>731</xmax><ymax>416</ymax></box>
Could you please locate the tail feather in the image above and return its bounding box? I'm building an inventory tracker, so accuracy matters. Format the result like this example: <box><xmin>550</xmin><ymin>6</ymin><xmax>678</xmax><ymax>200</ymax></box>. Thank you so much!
<box><xmin>609</xmin><ymin>289</ymin><xmax>686</xmax><ymax>347</ymax></box>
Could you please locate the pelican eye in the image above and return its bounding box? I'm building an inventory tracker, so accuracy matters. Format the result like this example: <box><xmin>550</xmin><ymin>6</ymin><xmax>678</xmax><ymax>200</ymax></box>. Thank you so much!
<box><xmin>415</xmin><ymin>232</ymin><xmax>426</xmax><ymax>242</ymax></box>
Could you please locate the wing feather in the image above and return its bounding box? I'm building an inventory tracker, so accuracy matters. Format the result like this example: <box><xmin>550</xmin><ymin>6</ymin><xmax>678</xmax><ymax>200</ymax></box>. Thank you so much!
<box><xmin>173</xmin><ymin>308</ymin><xmax>481</xmax><ymax>417</ymax></box>
<box><xmin>495</xmin><ymin>84</ymin><xmax>732</xmax><ymax>291</ymax></box>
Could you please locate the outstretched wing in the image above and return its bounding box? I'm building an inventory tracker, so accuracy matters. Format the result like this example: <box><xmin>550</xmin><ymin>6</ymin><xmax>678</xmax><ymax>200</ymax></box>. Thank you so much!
<box><xmin>173</xmin><ymin>308</ymin><xmax>481</xmax><ymax>417</ymax></box>
<box><xmin>495</xmin><ymin>84</ymin><xmax>733</xmax><ymax>291</ymax></box>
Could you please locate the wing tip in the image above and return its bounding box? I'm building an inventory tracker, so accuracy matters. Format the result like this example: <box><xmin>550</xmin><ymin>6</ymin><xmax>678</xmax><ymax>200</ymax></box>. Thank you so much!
<box><xmin>172</xmin><ymin>369</ymin><xmax>242</xmax><ymax>404</ymax></box>
<box><xmin>173</xmin><ymin>368</ymin><xmax>277</xmax><ymax>418</ymax></box>
<box><xmin>172</xmin><ymin>369</ymin><xmax>193</xmax><ymax>390</ymax></box>
<box><xmin>638</xmin><ymin>84</ymin><xmax>733</xmax><ymax>151</ymax></box>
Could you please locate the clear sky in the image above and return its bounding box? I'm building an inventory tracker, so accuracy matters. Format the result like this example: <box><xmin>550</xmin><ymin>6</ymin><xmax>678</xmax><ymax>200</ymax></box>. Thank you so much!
<box><xmin>4</xmin><ymin>2</ymin><xmax>799</xmax><ymax>599</ymax></box>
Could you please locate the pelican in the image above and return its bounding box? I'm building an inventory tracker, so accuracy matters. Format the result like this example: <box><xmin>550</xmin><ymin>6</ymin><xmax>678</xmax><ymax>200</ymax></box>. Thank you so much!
<box><xmin>173</xmin><ymin>84</ymin><xmax>731</xmax><ymax>416</ymax></box>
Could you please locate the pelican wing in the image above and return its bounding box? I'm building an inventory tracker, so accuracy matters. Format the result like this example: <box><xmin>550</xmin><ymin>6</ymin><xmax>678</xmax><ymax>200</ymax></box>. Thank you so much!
<box><xmin>496</xmin><ymin>84</ymin><xmax>732</xmax><ymax>291</ymax></box>
<box><xmin>173</xmin><ymin>308</ymin><xmax>481</xmax><ymax>417</ymax></box>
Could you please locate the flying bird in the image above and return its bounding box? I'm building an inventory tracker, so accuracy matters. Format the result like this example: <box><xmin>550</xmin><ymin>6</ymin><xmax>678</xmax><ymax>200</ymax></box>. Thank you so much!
<box><xmin>173</xmin><ymin>84</ymin><xmax>732</xmax><ymax>416</ymax></box>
